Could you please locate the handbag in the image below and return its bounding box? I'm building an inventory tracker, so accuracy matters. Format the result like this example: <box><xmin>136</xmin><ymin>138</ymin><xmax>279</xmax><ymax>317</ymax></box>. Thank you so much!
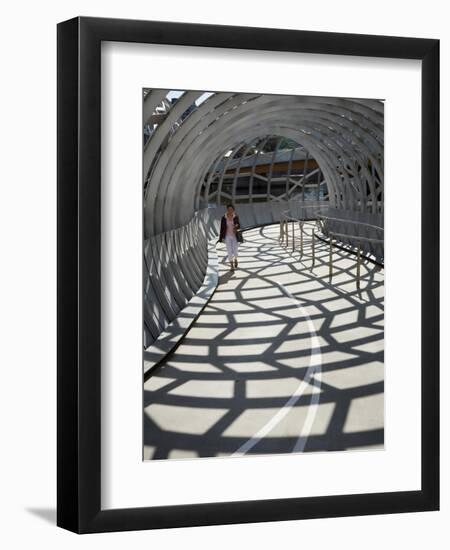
<box><xmin>236</xmin><ymin>229</ymin><xmax>244</xmax><ymax>244</ymax></box>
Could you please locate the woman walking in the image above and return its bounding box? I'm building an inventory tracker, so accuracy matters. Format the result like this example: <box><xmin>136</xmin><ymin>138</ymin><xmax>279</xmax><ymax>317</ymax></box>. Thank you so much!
<box><xmin>219</xmin><ymin>204</ymin><xmax>243</xmax><ymax>270</ymax></box>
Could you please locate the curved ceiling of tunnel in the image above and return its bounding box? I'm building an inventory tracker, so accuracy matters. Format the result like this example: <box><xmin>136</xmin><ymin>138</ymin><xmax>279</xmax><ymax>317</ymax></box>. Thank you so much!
<box><xmin>143</xmin><ymin>90</ymin><xmax>384</xmax><ymax>237</ymax></box>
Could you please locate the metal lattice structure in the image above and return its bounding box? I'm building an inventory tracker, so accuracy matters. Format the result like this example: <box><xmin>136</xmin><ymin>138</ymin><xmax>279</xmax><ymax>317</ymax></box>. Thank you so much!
<box><xmin>143</xmin><ymin>90</ymin><xmax>384</xmax><ymax>348</ymax></box>
<box><xmin>199</xmin><ymin>135</ymin><xmax>328</xmax><ymax>208</ymax></box>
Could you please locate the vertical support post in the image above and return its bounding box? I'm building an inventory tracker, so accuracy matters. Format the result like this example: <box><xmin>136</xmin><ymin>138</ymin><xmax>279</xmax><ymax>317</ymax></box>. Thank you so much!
<box><xmin>356</xmin><ymin>240</ymin><xmax>361</xmax><ymax>290</ymax></box>
<box><xmin>329</xmin><ymin>233</ymin><xmax>333</xmax><ymax>281</ymax></box>
<box><xmin>312</xmin><ymin>231</ymin><xmax>315</xmax><ymax>268</ymax></box>
<box><xmin>292</xmin><ymin>220</ymin><xmax>295</xmax><ymax>252</ymax></box>
<box><xmin>299</xmin><ymin>221</ymin><xmax>303</xmax><ymax>258</ymax></box>
<box><xmin>316</xmin><ymin>167</ymin><xmax>321</xmax><ymax>201</ymax></box>
<box><xmin>302</xmin><ymin>150</ymin><xmax>308</xmax><ymax>202</ymax></box>
<box><xmin>286</xmin><ymin>219</ymin><xmax>288</xmax><ymax>248</ymax></box>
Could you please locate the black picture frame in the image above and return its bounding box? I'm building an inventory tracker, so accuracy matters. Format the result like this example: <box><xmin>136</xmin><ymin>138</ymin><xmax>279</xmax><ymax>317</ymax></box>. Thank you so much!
<box><xmin>57</xmin><ymin>16</ymin><xmax>439</xmax><ymax>533</ymax></box>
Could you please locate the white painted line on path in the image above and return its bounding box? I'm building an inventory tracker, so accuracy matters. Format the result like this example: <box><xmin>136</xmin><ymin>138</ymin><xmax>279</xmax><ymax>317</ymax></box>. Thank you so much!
<box><xmin>231</xmin><ymin>282</ymin><xmax>322</xmax><ymax>456</ymax></box>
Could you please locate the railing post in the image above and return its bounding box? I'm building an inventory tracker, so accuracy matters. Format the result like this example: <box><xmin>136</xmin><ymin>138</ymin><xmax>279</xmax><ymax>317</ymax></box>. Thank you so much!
<box><xmin>299</xmin><ymin>221</ymin><xmax>303</xmax><ymax>258</ymax></box>
<box><xmin>292</xmin><ymin>220</ymin><xmax>295</xmax><ymax>252</ymax></box>
<box><xmin>356</xmin><ymin>240</ymin><xmax>361</xmax><ymax>290</ymax></box>
<box><xmin>329</xmin><ymin>233</ymin><xmax>333</xmax><ymax>281</ymax></box>
<box><xmin>286</xmin><ymin>219</ymin><xmax>288</xmax><ymax>248</ymax></box>
<box><xmin>312</xmin><ymin>231</ymin><xmax>315</xmax><ymax>267</ymax></box>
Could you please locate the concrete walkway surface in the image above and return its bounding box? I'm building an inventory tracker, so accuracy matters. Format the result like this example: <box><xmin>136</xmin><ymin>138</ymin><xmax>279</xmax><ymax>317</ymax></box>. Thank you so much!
<box><xmin>144</xmin><ymin>223</ymin><xmax>384</xmax><ymax>460</ymax></box>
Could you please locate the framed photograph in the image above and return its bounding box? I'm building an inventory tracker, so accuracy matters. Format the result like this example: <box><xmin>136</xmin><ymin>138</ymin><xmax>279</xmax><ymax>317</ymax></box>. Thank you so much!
<box><xmin>57</xmin><ymin>16</ymin><xmax>439</xmax><ymax>533</ymax></box>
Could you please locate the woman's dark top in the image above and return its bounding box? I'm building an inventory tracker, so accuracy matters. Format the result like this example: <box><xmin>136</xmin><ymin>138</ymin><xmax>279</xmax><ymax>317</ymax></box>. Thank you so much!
<box><xmin>219</xmin><ymin>214</ymin><xmax>241</xmax><ymax>242</ymax></box>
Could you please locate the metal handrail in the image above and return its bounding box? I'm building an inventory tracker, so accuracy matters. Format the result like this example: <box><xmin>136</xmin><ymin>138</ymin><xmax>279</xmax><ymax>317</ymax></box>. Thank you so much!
<box><xmin>279</xmin><ymin>208</ymin><xmax>383</xmax><ymax>290</ymax></box>
<box><xmin>317</xmin><ymin>214</ymin><xmax>384</xmax><ymax>233</ymax></box>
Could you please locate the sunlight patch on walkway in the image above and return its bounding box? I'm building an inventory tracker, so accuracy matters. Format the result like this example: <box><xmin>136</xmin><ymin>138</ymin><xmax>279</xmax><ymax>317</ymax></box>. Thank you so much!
<box><xmin>144</xmin><ymin>376</ymin><xmax>176</xmax><ymax>391</ymax></box>
<box><xmin>278</xmin><ymin>350</ymin><xmax>356</xmax><ymax>369</ymax></box>
<box><xmin>145</xmin><ymin>404</ymin><xmax>228</xmax><ymax>435</ymax></box>
<box><xmin>168</xmin><ymin>449</ymin><xmax>198</xmax><ymax>459</ymax></box>
<box><xmin>224</xmin><ymin>361</ymin><xmax>278</xmax><ymax>373</ymax></box>
<box><xmin>226</xmin><ymin>323</ymin><xmax>284</xmax><ymax>340</ymax></box>
<box><xmin>233</xmin><ymin>312</ymin><xmax>280</xmax><ymax>323</ymax></box>
<box><xmin>344</xmin><ymin>394</ymin><xmax>384</xmax><ymax>433</ymax></box>
<box><xmin>186</xmin><ymin>327</ymin><xmax>227</xmax><ymax>339</ymax></box>
<box><xmin>275</xmin><ymin>335</ymin><xmax>328</xmax><ymax>354</ymax></box>
<box><xmin>329</xmin><ymin>309</ymin><xmax>359</xmax><ymax>328</ymax></box>
<box><xmin>246</xmin><ymin>377</ymin><xmax>322</xmax><ymax>398</ymax></box>
<box><xmin>332</xmin><ymin>326</ymin><xmax>383</xmax><ymax>344</ymax></box>
<box><xmin>169</xmin><ymin>380</ymin><xmax>235</xmax><ymax>399</ymax></box>
<box><xmin>217</xmin><ymin>342</ymin><xmax>272</xmax><ymax>356</ymax></box>
<box><xmin>223</xmin><ymin>403</ymin><xmax>334</xmax><ymax>438</ymax></box>
<box><xmin>165</xmin><ymin>361</ymin><xmax>223</xmax><ymax>373</ymax></box>
<box><xmin>175</xmin><ymin>344</ymin><xmax>210</xmax><ymax>356</ymax></box>
<box><xmin>352</xmin><ymin>339</ymin><xmax>384</xmax><ymax>353</ymax></box>
<box><xmin>319</xmin><ymin>361</ymin><xmax>384</xmax><ymax>390</ymax></box>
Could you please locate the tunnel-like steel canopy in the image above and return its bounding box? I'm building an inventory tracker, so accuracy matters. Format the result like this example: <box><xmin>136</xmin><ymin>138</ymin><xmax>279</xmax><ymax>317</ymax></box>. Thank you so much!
<box><xmin>143</xmin><ymin>90</ymin><xmax>383</xmax><ymax>238</ymax></box>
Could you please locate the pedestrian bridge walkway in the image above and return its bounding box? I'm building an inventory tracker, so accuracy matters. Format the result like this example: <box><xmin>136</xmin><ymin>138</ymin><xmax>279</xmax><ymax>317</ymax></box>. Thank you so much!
<box><xmin>144</xmin><ymin>223</ymin><xmax>384</xmax><ymax>460</ymax></box>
